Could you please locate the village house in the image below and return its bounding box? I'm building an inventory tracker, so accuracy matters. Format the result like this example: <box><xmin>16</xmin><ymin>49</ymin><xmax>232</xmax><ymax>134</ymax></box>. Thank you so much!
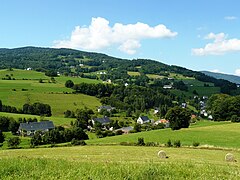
<box><xmin>18</xmin><ymin>120</ymin><xmax>54</xmax><ymax>136</ymax></box>
<box><xmin>92</xmin><ymin>116</ymin><xmax>111</xmax><ymax>126</ymax></box>
<box><xmin>137</xmin><ymin>116</ymin><xmax>151</xmax><ymax>124</ymax></box>
<box><xmin>163</xmin><ymin>85</ymin><xmax>172</xmax><ymax>89</ymax></box>
<box><xmin>154</xmin><ymin>119</ymin><xmax>170</xmax><ymax>128</ymax></box>
<box><xmin>115</xmin><ymin>126</ymin><xmax>133</xmax><ymax>134</ymax></box>
<box><xmin>98</xmin><ymin>106</ymin><xmax>115</xmax><ymax>113</ymax></box>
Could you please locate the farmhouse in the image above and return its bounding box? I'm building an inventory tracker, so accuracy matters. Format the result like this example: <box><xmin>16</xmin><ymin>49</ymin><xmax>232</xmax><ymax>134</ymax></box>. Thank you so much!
<box><xmin>137</xmin><ymin>116</ymin><xmax>151</xmax><ymax>124</ymax></box>
<box><xmin>115</xmin><ymin>126</ymin><xmax>133</xmax><ymax>134</ymax></box>
<box><xmin>154</xmin><ymin>119</ymin><xmax>170</xmax><ymax>128</ymax></box>
<box><xmin>163</xmin><ymin>85</ymin><xmax>172</xmax><ymax>89</ymax></box>
<box><xmin>18</xmin><ymin>120</ymin><xmax>54</xmax><ymax>136</ymax></box>
<box><xmin>92</xmin><ymin>117</ymin><xmax>111</xmax><ymax>125</ymax></box>
<box><xmin>98</xmin><ymin>106</ymin><xmax>115</xmax><ymax>112</ymax></box>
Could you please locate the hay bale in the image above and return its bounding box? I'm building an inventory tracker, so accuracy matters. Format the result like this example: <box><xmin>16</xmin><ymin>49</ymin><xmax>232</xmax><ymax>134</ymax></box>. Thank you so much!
<box><xmin>158</xmin><ymin>150</ymin><xmax>167</xmax><ymax>158</ymax></box>
<box><xmin>225</xmin><ymin>153</ymin><xmax>235</xmax><ymax>162</ymax></box>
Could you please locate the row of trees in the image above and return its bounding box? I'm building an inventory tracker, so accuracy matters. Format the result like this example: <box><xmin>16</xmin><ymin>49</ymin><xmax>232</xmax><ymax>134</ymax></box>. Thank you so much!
<box><xmin>30</xmin><ymin>126</ymin><xmax>88</xmax><ymax>146</ymax></box>
<box><xmin>207</xmin><ymin>94</ymin><xmax>240</xmax><ymax>121</ymax></box>
<box><xmin>0</xmin><ymin>100</ymin><xmax>52</xmax><ymax>117</ymax></box>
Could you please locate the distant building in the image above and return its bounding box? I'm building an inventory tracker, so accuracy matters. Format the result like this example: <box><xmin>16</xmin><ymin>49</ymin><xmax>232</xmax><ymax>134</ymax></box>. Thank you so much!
<box><xmin>154</xmin><ymin>119</ymin><xmax>170</xmax><ymax>128</ymax></box>
<box><xmin>26</xmin><ymin>67</ymin><xmax>32</xmax><ymax>71</ymax></box>
<box><xmin>163</xmin><ymin>85</ymin><xmax>172</xmax><ymax>89</ymax></box>
<box><xmin>92</xmin><ymin>117</ymin><xmax>111</xmax><ymax>125</ymax></box>
<box><xmin>115</xmin><ymin>126</ymin><xmax>133</xmax><ymax>134</ymax></box>
<box><xmin>18</xmin><ymin>121</ymin><xmax>54</xmax><ymax>136</ymax></box>
<box><xmin>154</xmin><ymin>108</ymin><xmax>159</xmax><ymax>114</ymax></box>
<box><xmin>98</xmin><ymin>106</ymin><xmax>115</xmax><ymax>112</ymax></box>
<box><xmin>137</xmin><ymin>116</ymin><xmax>151</xmax><ymax>124</ymax></box>
<box><xmin>181</xmin><ymin>103</ymin><xmax>187</xmax><ymax>108</ymax></box>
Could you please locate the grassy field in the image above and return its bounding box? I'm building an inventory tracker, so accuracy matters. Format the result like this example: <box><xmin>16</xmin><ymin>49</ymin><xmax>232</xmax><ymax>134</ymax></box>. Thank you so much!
<box><xmin>86</xmin><ymin>121</ymin><xmax>240</xmax><ymax>149</ymax></box>
<box><xmin>0</xmin><ymin>145</ymin><xmax>240</xmax><ymax>179</ymax></box>
<box><xmin>0</xmin><ymin>69</ymin><xmax>101</xmax><ymax>117</ymax></box>
<box><xmin>0</xmin><ymin>112</ymin><xmax>75</xmax><ymax>126</ymax></box>
<box><xmin>127</xmin><ymin>71</ymin><xmax>140</xmax><ymax>76</ymax></box>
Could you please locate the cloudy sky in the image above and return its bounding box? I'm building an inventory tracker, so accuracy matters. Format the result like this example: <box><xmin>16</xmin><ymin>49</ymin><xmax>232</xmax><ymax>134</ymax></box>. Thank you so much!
<box><xmin>0</xmin><ymin>0</ymin><xmax>240</xmax><ymax>75</ymax></box>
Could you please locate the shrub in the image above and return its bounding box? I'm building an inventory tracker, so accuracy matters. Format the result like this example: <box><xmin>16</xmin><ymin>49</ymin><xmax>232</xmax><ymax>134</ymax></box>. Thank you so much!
<box><xmin>231</xmin><ymin>115</ymin><xmax>240</xmax><ymax>122</ymax></box>
<box><xmin>7</xmin><ymin>137</ymin><xmax>21</xmax><ymax>149</ymax></box>
<box><xmin>193</xmin><ymin>142</ymin><xmax>200</xmax><ymax>147</ymax></box>
<box><xmin>137</xmin><ymin>137</ymin><xmax>145</xmax><ymax>146</ymax></box>
<box><xmin>165</xmin><ymin>139</ymin><xmax>172</xmax><ymax>147</ymax></box>
<box><xmin>173</xmin><ymin>140</ymin><xmax>181</xmax><ymax>148</ymax></box>
<box><xmin>71</xmin><ymin>138</ymin><xmax>86</xmax><ymax>146</ymax></box>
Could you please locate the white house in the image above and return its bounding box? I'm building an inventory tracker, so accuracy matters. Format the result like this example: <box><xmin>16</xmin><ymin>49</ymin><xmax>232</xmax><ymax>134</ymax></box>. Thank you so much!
<box><xmin>137</xmin><ymin>116</ymin><xmax>151</xmax><ymax>124</ymax></box>
<box><xmin>163</xmin><ymin>85</ymin><xmax>172</xmax><ymax>89</ymax></box>
<box><xmin>98</xmin><ymin>106</ymin><xmax>115</xmax><ymax>112</ymax></box>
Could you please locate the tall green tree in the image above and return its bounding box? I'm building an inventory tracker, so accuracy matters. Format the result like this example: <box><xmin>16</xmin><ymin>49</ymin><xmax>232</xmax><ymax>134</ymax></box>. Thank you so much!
<box><xmin>165</xmin><ymin>106</ymin><xmax>191</xmax><ymax>130</ymax></box>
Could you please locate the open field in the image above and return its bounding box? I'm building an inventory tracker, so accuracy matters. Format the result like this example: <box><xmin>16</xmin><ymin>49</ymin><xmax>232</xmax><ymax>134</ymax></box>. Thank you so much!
<box><xmin>127</xmin><ymin>71</ymin><xmax>140</xmax><ymax>76</ymax></box>
<box><xmin>0</xmin><ymin>112</ymin><xmax>75</xmax><ymax>126</ymax></box>
<box><xmin>0</xmin><ymin>69</ymin><xmax>101</xmax><ymax>116</ymax></box>
<box><xmin>87</xmin><ymin>121</ymin><xmax>240</xmax><ymax>149</ymax></box>
<box><xmin>0</xmin><ymin>145</ymin><xmax>240</xmax><ymax>179</ymax></box>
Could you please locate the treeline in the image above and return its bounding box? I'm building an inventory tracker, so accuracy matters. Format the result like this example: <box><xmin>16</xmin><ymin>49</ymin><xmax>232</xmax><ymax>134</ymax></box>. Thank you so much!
<box><xmin>72</xmin><ymin>83</ymin><xmax>173</xmax><ymax>113</ymax></box>
<box><xmin>30</xmin><ymin>126</ymin><xmax>88</xmax><ymax>147</ymax></box>
<box><xmin>0</xmin><ymin>100</ymin><xmax>52</xmax><ymax>117</ymax></box>
<box><xmin>73</xmin><ymin>83</ymin><xmax>115</xmax><ymax>97</ymax></box>
<box><xmin>0</xmin><ymin>116</ymin><xmax>20</xmax><ymax>134</ymax></box>
<box><xmin>207</xmin><ymin>94</ymin><xmax>240</xmax><ymax>121</ymax></box>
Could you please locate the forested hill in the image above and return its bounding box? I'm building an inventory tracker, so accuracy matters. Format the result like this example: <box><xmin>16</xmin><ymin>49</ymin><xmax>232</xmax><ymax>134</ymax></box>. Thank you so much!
<box><xmin>0</xmin><ymin>46</ymin><xmax>237</xmax><ymax>94</ymax></box>
<box><xmin>201</xmin><ymin>71</ymin><xmax>240</xmax><ymax>84</ymax></box>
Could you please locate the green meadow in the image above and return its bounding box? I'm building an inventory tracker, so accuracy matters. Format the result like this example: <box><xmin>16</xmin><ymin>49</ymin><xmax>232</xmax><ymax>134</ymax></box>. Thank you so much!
<box><xmin>0</xmin><ymin>145</ymin><xmax>240</xmax><ymax>179</ymax></box>
<box><xmin>87</xmin><ymin>121</ymin><xmax>240</xmax><ymax>149</ymax></box>
<box><xmin>0</xmin><ymin>69</ymin><xmax>101</xmax><ymax>117</ymax></box>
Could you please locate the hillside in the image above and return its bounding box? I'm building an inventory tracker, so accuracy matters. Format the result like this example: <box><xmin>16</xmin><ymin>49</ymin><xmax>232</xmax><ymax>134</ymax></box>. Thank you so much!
<box><xmin>0</xmin><ymin>46</ymin><xmax>237</xmax><ymax>96</ymax></box>
<box><xmin>201</xmin><ymin>71</ymin><xmax>240</xmax><ymax>84</ymax></box>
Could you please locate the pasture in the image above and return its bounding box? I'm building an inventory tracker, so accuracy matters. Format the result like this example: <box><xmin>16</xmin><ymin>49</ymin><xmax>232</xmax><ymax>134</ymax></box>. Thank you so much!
<box><xmin>0</xmin><ymin>145</ymin><xmax>240</xmax><ymax>179</ymax></box>
<box><xmin>0</xmin><ymin>69</ymin><xmax>101</xmax><ymax>117</ymax></box>
<box><xmin>87</xmin><ymin>121</ymin><xmax>240</xmax><ymax>149</ymax></box>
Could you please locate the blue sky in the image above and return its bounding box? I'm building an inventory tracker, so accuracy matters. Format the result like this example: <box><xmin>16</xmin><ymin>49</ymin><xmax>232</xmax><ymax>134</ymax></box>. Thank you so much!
<box><xmin>0</xmin><ymin>0</ymin><xmax>240</xmax><ymax>75</ymax></box>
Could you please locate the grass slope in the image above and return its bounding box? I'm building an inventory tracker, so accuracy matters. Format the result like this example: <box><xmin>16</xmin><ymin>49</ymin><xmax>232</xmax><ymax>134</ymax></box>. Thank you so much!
<box><xmin>0</xmin><ymin>69</ymin><xmax>101</xmax><ymax>117</ymax></box>
<box><xmin>0</xmin><ymin>146</ymin><xmax>240</xmax><ymax>179</ymax></box>
<box><xmin>87</xmin><ymin>121</ymin><xmax>240</xmax><ymax>149</ymax></box>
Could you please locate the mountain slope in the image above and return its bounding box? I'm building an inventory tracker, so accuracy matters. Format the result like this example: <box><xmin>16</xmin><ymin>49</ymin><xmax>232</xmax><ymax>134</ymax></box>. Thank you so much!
<box><xmin>0</xmin><ymin>46</ymin><xmax>237</xmax><ymax>95</ymax></box>
<box><xmin>201</xmin><ymin>71</ymin><xmax>240</xmax><ymax>84</ymax></box>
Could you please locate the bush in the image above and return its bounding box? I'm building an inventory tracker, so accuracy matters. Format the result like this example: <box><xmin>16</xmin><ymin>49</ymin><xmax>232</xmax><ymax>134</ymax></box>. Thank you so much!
<box><xmin>231</xmin><ymin>115</ymin><xmax>240</xmax><ymax>122</ymax></box>
<box><xmin>137</xmin><ymin>137</ymin><xmax>145</xmax><ymax>146</ymax></box>
<box><xmin>193</xmin><ymin>142</ymin><xmax>200</xmax><ymax>147</ymax></box>
<box><xmin>173</xmin><ymin>140</ymin><xmax>181</xmax><ymax>148</ymax></box>
<box><xmin>7</xmin><ymin>137</ymin><xmax>21</xmax><ymax>149</ymax></box>
<box><xmin>71</xmin><ymin>138</ymin><xmax>86</xmax><ymax>146</ymax></box>
<box><xmin>165</xmin><ymin>139</ymin><xmax>172</xmax><ymax>147</ymax></box>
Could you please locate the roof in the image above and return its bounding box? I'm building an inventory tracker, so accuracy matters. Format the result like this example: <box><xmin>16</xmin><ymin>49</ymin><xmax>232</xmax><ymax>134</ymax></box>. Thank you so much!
<box><xmin>116</xmin><ymin>126</ymin><xmax>133</xmax><ymax>132</ymax></box>
<box><xmin>98</xmin><ymin>106</ymin><xmax>114</xmax><ymax>110</ymax></box>
<box><xmin>93</xmin><ymin>117</ymin><xmax>111</xmax><ymax>124</ymax></box>
<box><xmin>19</xmin><ymin>121</ymin><xmax>54</xmax><ymax>131</ymax></box>
<box><xmin>139</xmin><ymin>116</ymin><xmax>150</xmax><ymax>122</ymax></box>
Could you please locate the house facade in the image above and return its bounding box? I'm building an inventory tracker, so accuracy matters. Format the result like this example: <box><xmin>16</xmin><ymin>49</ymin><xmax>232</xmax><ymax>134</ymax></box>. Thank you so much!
<box><xmin>137</xmin><ymin>116</ymin><xmax>151</xmax><ymax>124</ymax></box>
<box><xmin>18</xmin><ymin>121</ymin><xmax>54</xmax><ymax>136</ymax></box>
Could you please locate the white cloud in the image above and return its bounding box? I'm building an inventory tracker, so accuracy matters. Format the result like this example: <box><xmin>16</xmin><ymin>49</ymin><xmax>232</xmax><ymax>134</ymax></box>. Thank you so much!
<box><xmin>53</xmin><ymin>17</ymin><xmax>177</xmax><ymax>54</ymax></box>
<box><xmin>235</xmin><ymin>69</ymin><xmax>240</xmax><ymax>76</ymax></box>
<box><xmin>192</xmin><ymin>32</ymin><xmax>240</xmax><ymax>56</ymax></box>
<box><xmin>224</xmin><ymin>16</ymin><xmax>238</xmax><ymax>20</ymax></box>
